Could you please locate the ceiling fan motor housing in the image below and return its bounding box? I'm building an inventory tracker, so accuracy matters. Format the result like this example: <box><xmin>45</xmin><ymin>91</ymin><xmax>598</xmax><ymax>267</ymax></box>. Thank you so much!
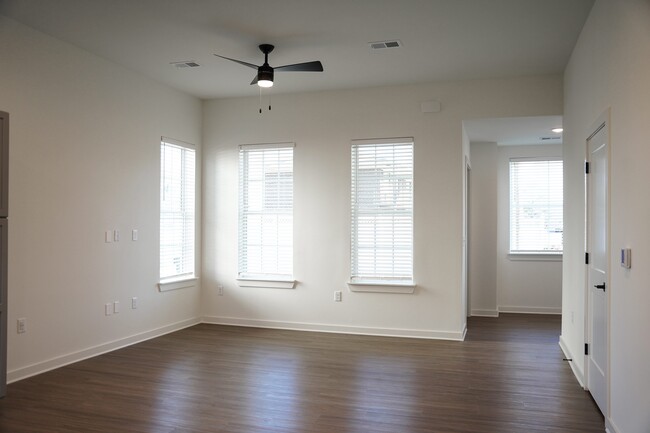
<box><xmin>258</xmin><ymin>64</ymin><xmax>274</xmax><ymax>83</ymax></box>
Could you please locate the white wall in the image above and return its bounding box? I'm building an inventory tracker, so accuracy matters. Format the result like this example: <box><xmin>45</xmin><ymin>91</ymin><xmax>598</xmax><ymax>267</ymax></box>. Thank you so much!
<box><xmin>496</xmin><ymin>144</ymin><xmax>562</xmax><ymax>314</ymax></box>
<box><xmin>469</xmin><ymin>143</ymin><xmax>562</xmax><ymax>316</ymax></box>
<box><xmin>468</xmin><ymin>142</ymin><xmax>498</xmax><ymax>316</ymax></box>
<box><xmin>0</xmin><ymin>17</ymin><xmax>203</xmax><ymax>380</ymax></box>
<box><xmin>562</xmin><ymin>0</ymin><xmax>650</xmax><ymax>432</ymax></box>
<box><xmin>202</xmin><ymin>75</ymin><xmax>563</xmax><ymax>339</ymax></box>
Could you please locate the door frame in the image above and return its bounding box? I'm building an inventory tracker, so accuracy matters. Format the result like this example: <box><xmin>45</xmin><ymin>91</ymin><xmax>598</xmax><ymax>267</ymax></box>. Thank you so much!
<box><xmin>584</xmin><ymin>108</ymin><xmax>611</xmax><ymax>416</ymax></box>
<box><xmin>463</xmin><ymin>156</ymin><xmax>471</xmax><ymax>318</ymax></box>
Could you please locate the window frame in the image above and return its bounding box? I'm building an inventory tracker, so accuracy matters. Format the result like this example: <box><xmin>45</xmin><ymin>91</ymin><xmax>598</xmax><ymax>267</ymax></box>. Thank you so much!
<box><xmin>508</xmin><ymin>156</ymin><xmax>563</xmax><ymax>258</ymax></box>
<box><xmin>237</xmin><ymin>142</ymin><xmax>296</xmax><ymax>289</ymax></box>
<box><xmin>158</xmin><ymin>137</ymin><xmax>197</xmax><ymax>291</ymax></box>
<box><xmin>348</xmin><ymin>137</ymin><xmax>415</xmax><ymax>293</ymax></box>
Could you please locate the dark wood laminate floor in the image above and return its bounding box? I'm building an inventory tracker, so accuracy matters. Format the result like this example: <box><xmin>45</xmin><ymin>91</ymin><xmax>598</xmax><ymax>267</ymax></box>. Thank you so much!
<box><xmin>0</xmin><ymin>314</ymin><xmax>604</xmax><ymax>433</ymax></box>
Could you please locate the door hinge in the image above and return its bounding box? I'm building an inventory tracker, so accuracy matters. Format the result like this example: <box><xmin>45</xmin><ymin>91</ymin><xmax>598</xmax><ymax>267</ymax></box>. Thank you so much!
<box><xmin>585</xmin><ymin>161</ymin><xmax>590</xmax><ymax>174</ymax></box>
<box><xmin>585</xmin><ymin>252</ymin><xmax>590</xmax><ymax>264</ymax></box>
<box><xmin>585</xmin><ymin>343</ymin><xmax>589</xmax><ymax>355</ymax></box>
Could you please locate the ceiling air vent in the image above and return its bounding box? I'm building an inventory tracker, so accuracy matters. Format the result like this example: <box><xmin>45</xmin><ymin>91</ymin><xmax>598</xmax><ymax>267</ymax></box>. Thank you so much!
<box><xmin>171</xmin><ymin>61</ymin><xmax>200</xmax><ymax>68</ymax></box>
<box><xmin>369</xmin><ymin>40</ymin><xmax>402</xmax><ymax>51</ymax></box>
<box><xmin>540</xmin><ymin>136</ymin><xmax>562</xmax><ymax>141</ymax></box>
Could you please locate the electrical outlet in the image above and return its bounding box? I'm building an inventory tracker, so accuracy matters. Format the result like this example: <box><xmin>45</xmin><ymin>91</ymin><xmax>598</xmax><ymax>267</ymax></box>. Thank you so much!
<box><xmin>17</xmin><ymin>318</ymin><xmax>26</xmax><ymax>334</ymax></box>
<box><xmin>218</xmin><ymin>285</ymin><xmax>224</xmax><ymax>296</ymax></box>
<box><xmin>131</xmin><ymin>297</ymin><xmax>138</xmax><ymax>309</ymax></box>
<box><xmin>105</xmin><ymin>303</ymin><xmax>112</xmax><ymax>316</ymax></box>
<box><xmin>334</xmin><ymin>291</ymin><xmax>342</xmax><ymax>302</ymax></box>
<box><xmin>114</xmin><ymin>230</ymin><xmax>120</xmax><ymax>242</ymax></box>
<box><xmin>113</xmin><ymin>301</ymin><xmax>120</xmax><ymax>314</ymax></box>
<box><xmin>132</xmin><ymin>229</ymin><xmax>138</xmax><ymax>241</ymax></box>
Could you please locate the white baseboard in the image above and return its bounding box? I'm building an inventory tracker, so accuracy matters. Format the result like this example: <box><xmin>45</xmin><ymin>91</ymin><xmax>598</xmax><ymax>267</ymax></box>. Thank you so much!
<box><xmin>471</xmin><ymin>309</ymin><xmax>499</xmax><ymax>317</ymax></box>
<box><xmin>606</xmin><ymin>417</ymin><xmax>621</xmax><ymax>433</ymax></box>
<box><xmin>559</xmin><ymin>335</ymin><xmax>585</xmax><ymax>388</ymax></box>
<box><xmin>498</xmin><ymin>305</ymin><xmax>562</xmax><ymax>314</ymax></box>
<box><xmin>7</xmin><ymin>317</ymin><xmax>201</xmax><ymax>383</ymax></box>
<box><xmin>202</xmin><ymin>316</ymin><xmax>466</xmax><ymax>341</ymax></box>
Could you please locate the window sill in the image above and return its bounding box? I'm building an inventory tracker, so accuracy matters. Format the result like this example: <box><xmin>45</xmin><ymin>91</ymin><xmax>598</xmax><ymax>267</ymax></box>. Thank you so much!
<box><xmin>508</xmin><ymin>253</ymin><xmax>562</xmax><ymax>262</ymax></box>
<box><xmin>158</xmin><ymin>277</ymin><xmax>198</xmax><ymax>292</ymax></box>
<box><xmin>347</xmin><ymin>280</ymin><xmax>416</xmax><ymax>294</ymax></box>
<box><xmin>237</xmin><ymin>278</ymin><xmax>296</xmax><ymax>289</ymax></box>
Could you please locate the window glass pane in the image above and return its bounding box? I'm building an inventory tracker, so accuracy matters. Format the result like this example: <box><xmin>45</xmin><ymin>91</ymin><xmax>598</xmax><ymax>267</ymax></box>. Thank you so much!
<box><xmin>509</xmin><ymin>159</ymin><xmax>563</xmax><ymax>253</ymax></box>
<box><xmin>160</xmin><ymin>140</ymin><xmax>196</xmax><ymax>279</ymax></box>
<box><xmin>351</xmin><ymin>139</ymin><xmax>413</xmax><ymax>281</ymax></box>
<box><xmin>239</xmin><ymin>145</ymin><xmax>294</xmax><ymax>279</ymax></box>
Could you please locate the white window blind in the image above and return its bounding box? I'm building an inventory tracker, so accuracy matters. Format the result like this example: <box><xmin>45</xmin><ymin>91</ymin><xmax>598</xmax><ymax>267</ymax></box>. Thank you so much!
<box><xmin>160</xmin><ymin>138</ymin><xmax>196</xmax><ymax>280</ymax></box>
<box><xmin>509</xmin><ymin>158</ymin><xmax>563</xmax><ymax>253</ymax></box>
<box><xmin>239</xmin><ymin>144</ymin><xmax>294</xmax><ymax>280</ymax></box>
<box><xmin>351</xmin><ymin>138</ymin><xmax>414</xmax><ymax>282</ymax></box>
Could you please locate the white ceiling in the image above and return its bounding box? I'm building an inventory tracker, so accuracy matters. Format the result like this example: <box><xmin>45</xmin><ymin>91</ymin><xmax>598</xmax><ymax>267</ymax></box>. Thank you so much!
<box><xmin>0</xmin><ymin>0</ymin><xmax>594</xmax><ymax>100</ymax></box>
<box><xmin>464</xmin><ymin>116</ymin><xmax>563</xmax><ymax>146</ymax></box>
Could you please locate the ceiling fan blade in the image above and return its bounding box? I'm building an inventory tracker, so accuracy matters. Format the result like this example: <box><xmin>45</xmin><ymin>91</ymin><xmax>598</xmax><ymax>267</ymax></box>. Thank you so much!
<box><xmin>213</xmin><ymin>54</ymin><xmax>259</xmax><ymax>70</ymax></box>
<box><xmin>250</xmin><ymin>74</ymin><xmax>258</xmax><ymax>85</ymax></box>
<box><xmin>275</xmin><ymin>61</ymin><xmax>323</xmax><ymax>72</ymax></box>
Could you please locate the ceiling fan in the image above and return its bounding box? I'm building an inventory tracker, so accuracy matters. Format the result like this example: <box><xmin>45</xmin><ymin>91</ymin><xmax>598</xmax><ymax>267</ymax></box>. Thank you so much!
<box><xmin>214</xmin><ymin>44</ymin><xmax>323</xmax><ymax>88</ymax></box>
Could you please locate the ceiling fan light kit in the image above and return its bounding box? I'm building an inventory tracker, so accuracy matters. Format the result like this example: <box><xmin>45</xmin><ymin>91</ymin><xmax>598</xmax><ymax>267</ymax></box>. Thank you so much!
<box><xmin>256</xmin><ymin>65</ymin><xmax>274</xmax><ymax>88</ymax></box>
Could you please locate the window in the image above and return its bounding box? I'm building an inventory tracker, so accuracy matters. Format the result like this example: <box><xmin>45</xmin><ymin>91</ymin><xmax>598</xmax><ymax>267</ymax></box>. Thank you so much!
<box><xmin>350</xmin><ymin>138</ymin><xmax>414</xmax><ymax>285</ymax></box>
<box><xmin>160</xmin><ymin>138</ymin><xmax>196</xmax><ymax>282</ymax></box>
<box><xmin>239</xmin><ymin>143</ymin><xmax>294</xmax><ymax>284</ymax></box>
<box><xmin>509</xmin><ymin>158</ymin><xmax>563</xmax><ymax>254</ymax></box>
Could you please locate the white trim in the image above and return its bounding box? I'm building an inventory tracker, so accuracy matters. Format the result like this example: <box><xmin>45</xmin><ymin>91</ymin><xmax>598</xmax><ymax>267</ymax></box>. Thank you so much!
<box><xmin>7</xmin><ymin>317</ymin><xmax>200</xmax><ymax>383</ymax></box>
<box><xmin>347</xmin><ymin>281</ymin><xmax>415</xmax><ymax>293</ymax></box>
<box><xmin>471</xmin><ymin>309</ymin><xmax>499</xmax><ymax>317</ymax></box>
<box><xmin>161</xmin><ymin>136</ymin><xmax>195</xmax><ymax>150</ymax></box>
<box><xmin>239</xmin><ymin>142</ymin><xmax>295</xmax><ymax>150</ymax></box>
<box><xmin>158</xmin><ymin>277</ymin><xmax>198</xmax><ymax>292</ymax></box>
<box><xmin>507</xmin><ymin>253</ymin><xmax>562</xmax><ymax>262</ymax></box>
<box><xmin>202</xmin><ymin>316</ymin><xmax>465</xmax><ymax>341</ymax></box>
<box><xmin>509</xmin><ymin>156</ymin><xmax>562</xmax><ymax>162</ymax></box>
<box><xmin>498</xmin><ymin>305</ymin><xmax>562</xmax><ymax>314</ymax></box>
<box><xmin>237</xmin><ymin>278</ymin><xmax>296</xmax><ymax>289</ymax></box>
<box><xmin>605</xmin><ymin>418</ymin><xmax>620</xmax><ymax>433</ymax></box>
<box><xmin>459</xmin><ymin>323</ymin><xmax>467</xmax><ymax>341</ymax></box>
<box><xmin>559</xmin><ymin>335</ymin><xmax>585</xmax><ymax>388</ymax></box>
<box><xmin>351</xmin><ymin>137</ymin><xmax>414</xmax><ymax>146</ymax></box>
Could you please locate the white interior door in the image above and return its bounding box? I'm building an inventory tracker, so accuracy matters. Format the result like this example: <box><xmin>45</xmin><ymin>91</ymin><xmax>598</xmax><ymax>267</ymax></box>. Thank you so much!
<box><xmin>586</xmin><ymin>122</ymin><xmax>608</xmax><ymax>415</ymax></box>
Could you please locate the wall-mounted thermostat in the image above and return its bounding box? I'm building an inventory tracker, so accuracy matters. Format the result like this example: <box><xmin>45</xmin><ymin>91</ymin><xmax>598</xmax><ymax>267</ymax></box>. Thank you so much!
<box><xmin>621</xmin><ymin>248</ymin><xmax>631</xmax><ymax>269</ymax></box>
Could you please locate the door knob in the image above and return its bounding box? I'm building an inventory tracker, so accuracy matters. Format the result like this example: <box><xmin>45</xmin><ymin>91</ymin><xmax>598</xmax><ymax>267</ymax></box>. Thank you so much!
<box><xmin>594</xmin><ymin>283</ymin><xmax>606</xmax><ymax>292</ymax></box>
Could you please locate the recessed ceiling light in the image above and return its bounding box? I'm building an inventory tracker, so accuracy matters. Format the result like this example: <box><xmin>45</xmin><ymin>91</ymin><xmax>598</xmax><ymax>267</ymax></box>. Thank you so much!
<box><xmin>551</xmin><ymin>128</ymin><xmax>564</xmax><ymax>133</ymax></box>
